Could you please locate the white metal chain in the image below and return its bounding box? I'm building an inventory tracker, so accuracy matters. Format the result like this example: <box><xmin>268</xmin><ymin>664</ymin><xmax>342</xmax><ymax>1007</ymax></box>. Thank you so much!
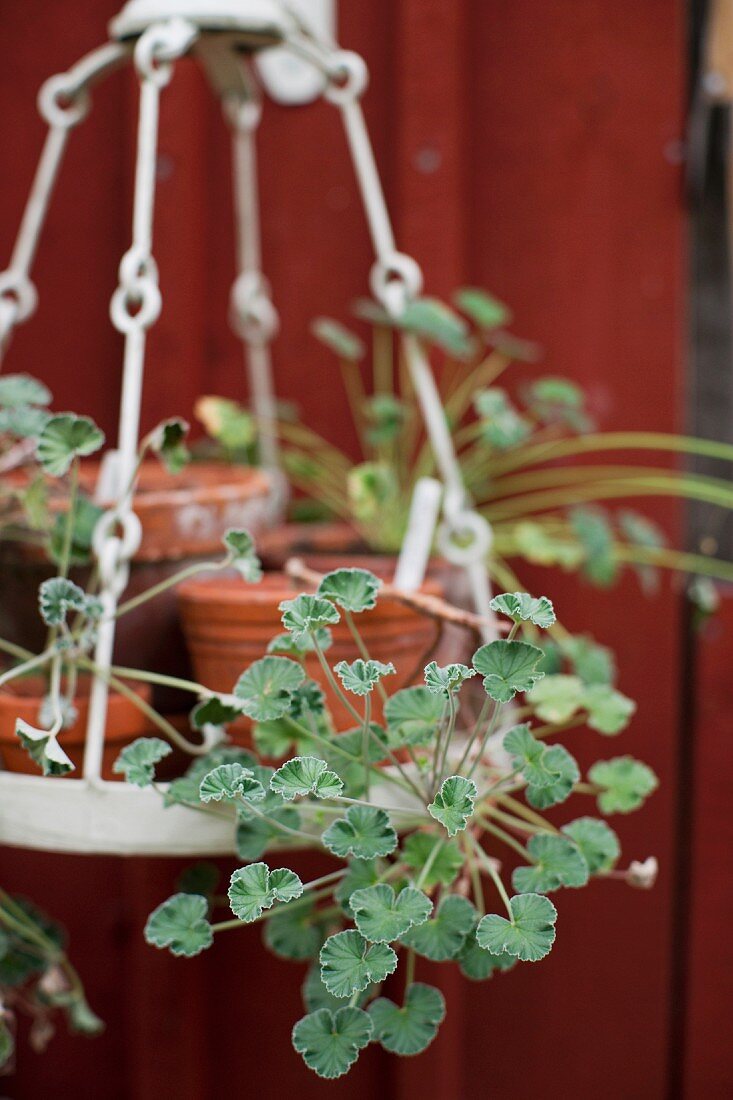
<box><xmin>0</xmin><ymin>42</ymin><xmax>129</xmax><ymax>367</ymax></box>
<box><xmin>224</xmin><ymin>73</ymin><xmax>287</xmax><ymax>519</ymax></box>
<box><xmin>83</xmin><ymin>18</ymin><xmax>199</xmax><ymax>782</ymax></box>
<box><xmin>285</xmin><ymin>33</ymin><xmax>497</xmax><ymax>639</ymax></box>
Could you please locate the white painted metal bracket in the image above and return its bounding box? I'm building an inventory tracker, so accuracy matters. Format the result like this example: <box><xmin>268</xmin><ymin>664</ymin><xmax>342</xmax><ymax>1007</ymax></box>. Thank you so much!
<box><xmin>257</xmin><ymin>0</ymin><xmax>336</xmax><ymax>104</ymax></box>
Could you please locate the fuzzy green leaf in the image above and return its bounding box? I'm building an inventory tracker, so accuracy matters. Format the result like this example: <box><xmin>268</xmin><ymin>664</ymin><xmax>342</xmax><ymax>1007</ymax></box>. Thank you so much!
<box><xmin>401</xmin><ymin>895</ymin><xmax>476</xmax><ymax>961</ymax></box>
<box><xmin>368</xmin><ymin>983</ymin><xmax>445</xmax><ymax>1055</ymax></box>
<box><xmin>399</xmin><ymin>296</ymin><xmax>474</xmax><ymax>356</ymax></box>
<box><xmin>424</xmin><ymin>661</ymin><xmax>476</xmax><ymax>696</ymax></box>
<box><xmin>199</xmin><ymin>762</ymin><xmax>262</xmax><ymax>803</ymax></box>
<box><xmin>453</xmin><ymin>287</ymin><xmax>511</xmax><ymax>330</ymax></box>
<box><xmin>489</xmin><ymin>592</ymin><xmax>556</xmax><ymax>628</ymax></box>
<box><xmin>280</xmin><ymin>594</ymin><xmax>341</xmax><ymax>646</ymax></box>
<box><xmin>563</xmin><ymin>634</ymin><xmax>616</xmax><ymax>686</ymax></box>
<box><xmin>349</xmin><ymin>884</ymin><xmax>432</xmax><ymax>944</ymax></box>
<box><xmin>588</xmin><ymin>757</ymin><xmax>659</xmax><ymax>814</ymax></box>
<box><xmin>223</xmin><ymin>528</ymin><xmax>263</xmax><ymax>583</ymax></box>
<box><xmin>401</xmin><ymin>833</ymin><xmax>464</xmax><ymax>887</ymax></box>
<box><xmin>526</xmin><ymin>675</ymin><xmax>585</xmax><ymax>725</ymax></box>
<box><xmin>428</xmin><ymin>775</ymin><xmax>477</xmax><ymax>836</ymax></box>
<box><xmin>476</xmin><ymin>893</ymin><xmax>557</xmax><ymax>962</ymax></box>
<box><xmin>228</xmin><ymin>862</ymin><xmax>303</xmax><ymax>923</ymax></box>
<box><xmin>512</xmin><ymin>833</ymin><xmax>590</xmax><ymax>893</ymax></box>
<box><xmin>233</xmin><ymin>656</ymin><xmax>305</xmax><ymax>722</ymax></box>
<box><xmin>334</xmin><ymin>658</ymin><xmax>395</xmax><ymax>696</ymax></box>
<box><xmin>144</xmin><ymin>893</ymin><xmax>213</xmax><ymax>957</ymax></box>
<box><xmin>190</xmin><ymin>695</ymin><xmax>246</xmax><ymax>731</ymax></box>
<box><xmin>113</xmin><ymin>737</ymin><xmax>172</xmax><ymax>787</ymax></box>
<box><xmin>335</xmin><ymin>859</ymin><xmax>382</xmax><ymax>916</ymax></box>
<box><xmin>384</xmin><ymin>687</ymin><xmax>443</xmax><ymax>746</ymax></box>
<box><xmin>265</xmin><ymin>897</ymin><xmax>323</xmax><ymax>960</ymax></box>
<box><xmin>147</xmin><ymin>417</ymin><xmax>190</xmax><ymax>474</ymax></box>
<box><xmin>503</xmin><ymin>724</ymin><xmax>561</xmax><ymax>789</ymax></box>
<box><xmin>270</xmin><ymin>756</ymin><xmax>344</xmax><ymax>801</ymax></box>
<box><xmin>526</xmin><ymin>745</ymin><xmax>580</xmax><ymax>808</ymax></box>
<box><xmin>472</xmin><ymin>640</ymin><xmax>545</xmax><ymax>703</ymax></box>
<box><xmin>0</xmin><ymin>373</ymin><xmax>51</xmax><ymax>408</ymax></box>
<box><xmin>37</xmin><ymin>413</ymin><xmax>104</xmax><ymax>476</ymax></box>
<box><xmin>292</xmin><ymin>1007</ymin><xmax>372</xmax><ymax>1079</ymax></box>
<box><xmin>322</xmin><ymin>806</ymin><xmax>398</xmax><ymax>860</ymax></box>
<box><xmin>267</xmin><ymin>627</ymin><xmax>333</xmax><ymax>656</ymax></box>
<box><xmin>317</xmin><ymin>567</ymin><xmax>381</xmax><ymax>613</ymax></box>
<box><xmin>562</xmin><ymin>817</ymin><xmax>621</xmax><ymax>873</ymax></box>
<box><xmin>582</xmin><ymin>684</ymin><xmax>636</xmax><ymax>734</ymax></box>
<box><xmin>474</xmin><ymin>387</ymin><xmax>531</xmax><ymax>450</ymax></box>
<box><xmin>457</xmin><ymin>934</ymin><xmax>516</xmax><ymax>981</ymax></box>
<box><xmin>571</xmin><ymin>506</ymin><xmax>618</xmax><ymax>586</ymax></box>
<box><xmin>15</xmin><ymin>719</ymin><xmax>74</xmax><ymax>777</ymax></box>
<box><xmin>320</xmin><ymin>929</ymin><xmax>397</xmax><ymax>999</ymax></box>
<box><xmin>38</xmin><ymin>577</ymin><xmax>100</xmax><ymax>627</ymax></box>
<box><xmin>311</xmin><ymin>317</ymin><xmax>365</xmax><ymax>361</ymax></box>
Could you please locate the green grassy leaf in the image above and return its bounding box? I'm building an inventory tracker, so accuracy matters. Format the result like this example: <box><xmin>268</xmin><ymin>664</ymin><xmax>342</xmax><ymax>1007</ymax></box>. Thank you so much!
<box><xmin>562</xmin><ymin>817</ymin><xmax>620</xmax><ymax>873</ymax></box>
<box><xmin>476</xmin><ymin>893</ymin><xmax>557</xmax><ymax>962</ymax></box>
<box><xmin>472</xmin><ymin>640</ymin><xmax>545</xmax><ymax>703</ymax></box>
<box><xmin>489</xmin><ymin>592</ymin><xmax>556</xmax><ymax>628</ymax></box>
<box><xmin>270</xmin><ymin>755</ymin><xmax>343</xmax><ymax>801</ymax></box>
<box><xmin>350</xmin><ymin>884</ymin><xmax>432</xmax><ymax>944</ymax></box>
<box><xmin>292</xmin><ymin>1006</ymin><xmax>372</xmax><ymax>1079</ymax></box>
<box><xmin>384</xmin><ymin>687</ymin><xmax>443</xmax><ymax>747</ymax></box>
<box><xmin>512</xmin><ymin>833</ymin><xmax>590</xmax><ymax>893</ymax></box>
<box><xmin>113</xmin><ymin>737</ymin><xmax>172</xmax><ymax>787</ymax></box>
<box><xmin>223</xmin><ymin>528</ymin><xmax>263</xmax><ymax>583</ymax></box>
<box><xmin>233</xmin><ymin>656</ymin><xmax>305</xmax><ymax>722</ymax></box>
<box><xmin>37</xmin><ymin>413</ymin><xmax>104</xmax><ymax>476</ymax></box>
<box><xmin>401</xmin><ymin>833</ymin><xmax>463</xmax><ymax>887</ymax></box>
<box><xmin>423</xmin><ymin>661</ymin><xmax>475</xmax><ymax>696</ymax></box>
<box><xmin>280</xmin><ymin>594</ymin><xmax>341</xmax><ymax>647</ymax></box>
<box><xmin>368</xmin><ymin>983</ymin><xmax>445</xmax><ymax>1055</ymax></box>
<box><xmin>228</xmin><ymin>862</ymin><xmax>303</xmax><ymax>923</ymax></box>
<box><xmin>588</xmin><ymin>757</ymin><xmax>659</xmax><ymax>814</ymax></box>
<box><xmin>334</xmin><ymin>659</ymin><xmax>395</xmax><ymax>696</ymax></box>
<box><xmin>322</xmin><ymin>806</ymin><xmax>397</xmax><ymax>860</ymax></box>
<box><xmin>428</xmin><ymin>775</ymin><xmax>477</xmax><ymax>836</ymax></box>
<box><xmin>144</xmin><ymin>893</ymin><xmax>213</xmax><ymax>958</ymax></box>
<box><xmin>317</xmin><ymin>567</ymin><xmax>381</xmax><ymax>613</ymax></box>
<box><xmin>401</xmin><ymin>895</ymin><xmax>476</xmax><ymax>960</ymax></box>
<box><xmin>320</xmin><ymin>930</ymin><xmax>397</xmax><ymax>999</ymax></box>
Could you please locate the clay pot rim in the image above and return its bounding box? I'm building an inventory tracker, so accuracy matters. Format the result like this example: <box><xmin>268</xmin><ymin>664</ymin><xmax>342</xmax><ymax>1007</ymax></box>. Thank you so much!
<box><xmin>80</xmin><ymin>459</ymin><xmax>272</xmax><ymax>511</ymax></box>
<box><xmin>177</xmin><ymin>570</ymin><xmax>443</xmax><ymax>605</ymax></box>
<box><xmin>0</xmin><ymin>672</ymin><xmax>151</xmax><ymax>703</ymax></box>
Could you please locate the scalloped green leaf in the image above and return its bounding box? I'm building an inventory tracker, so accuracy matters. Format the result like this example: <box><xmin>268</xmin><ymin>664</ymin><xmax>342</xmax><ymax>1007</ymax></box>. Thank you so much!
<box><xmin>490</xmin><ymin>592</ymin><xmax>556</xmax><ymax>628</ymax></box>
<box><xmin>223</xmin><ymin>528</ymin><xmax>263</xmax><ymax>583</ymax></box>
<box><xmin>526</xmin><ymin>745</ymin><xmax>580</xmax><ymax>809</ymax></box>
<box><xmin>473</xmin><ymin>387</ymin><xmax>531</xmax><ymax>450</ymax></box>
<box><xmin>270</xmin><ymin>756</ymin><xmax>344</xmax><ymax>801</ymax></box>
<box><xmin>147</xmin><ymin>417</ymin><xmax>190</xmax><ymax>474</ymax></box>
<box><xmin>476</xmin><ymin>893</ymin><xmax>557</xmax><ymax>962</ymax></box>
<box><xmin>228</xmin><ymin>862</ymin><xmax>303</xmax><ymax>923</ymax></box>
<box><xmin>401</xmin><ymin>833</ymin><xmax>463</xmax><ymax>887</ymax></box>
<box><xmin>571</xmin><ymin>506</ymin><xmax>618</xmax><ymax>586</ymax></box>
<box><xmin>320</xmin><ymin>929</ymin><xmax>397</xmax><ymax>999</ymax></box>
<box><xmin>384</xmin><ymin>687</ymin><xmax>443</xmax><ymax>747</ymax></box>
<box><xmin>233</xmin><ymin>656</ymin><xmax>305</xmax><ymax>722</ymax></box>
<box><xmin>144</xmin><ymin>893</ymin><xmax>213</xmax><ymax>958</ymax></box>
<box><xmin>503</xmin><ymin>724</ymin><xmax>561</xmax><ymax>789</ymax></box>
<box><xmin>472</xmin><ymin>640</ymin><xmax>545</xmax><ymax>703</ymax></box>
<box><xmin>349</xmin><ymin>884</ymin><xmax>432</xmax><ymax>944</ymax></box>
<box><xmin>401</xmin><ymin>894</ymin><xmax>476</xmax><ymax>961</ymax></box>
<box><xmin>37</xmin><ymin>414</ymin><xmax>104</xmax><ymax>476</ymax></box>
<box><xmin>292</xmin><ymin>1006</ymin><xmax>372</xmax><ymax>1079</ymax></box>
<box><xmin>199</xmin><ymin>762</ymin><xmax>262</xmax><ymax>803</ymax></box>
<box><xmin>190</xmin><ymin>695</ymin><xmax>246</xmax><ymax>731</ymax></box>
<box><xmin>322</xmin><ymin>806</ymin><xmax>397</xmax><ymax>860</ymax></box>
<box><xmin>113</xmin><ymin>737</ymin><xmax>172</xmax><ymax>787</ymax></box>
<box><xmin>38</xmin><ymin>577</ymin><xmax>100</xmax><ymax>627</ymax></box>
<box><xmin>368</xmin><ymin>983</ymin><xmax>445</xmax><ymax>1055</ymax></box>
<box><xmin>457</xmin><ymin>933</ymin><xmax>516</xmax><ymax>981</ymax></box>
<box><xmin>428</xmin><ymin>775</ymin><xmax>477</xmax><ymax>836</ymax></box>
<box><xmin>562</xmin><ymin>817</ymin><xmax>621</xmax><ymax>874</ymax></box>
<box><xmin>526</xmin><ymin>675</ymin><xmax>585</xmax><ymax>725</ymax></box>
<box><xmin>317</xmin><ymin>567</ymin><xmax>381</xmax><ymax>613</ymax></box>
<box><xmin>280</xmin><ymin>594</ymin><xmax>341</xmax><ymax>646</ymax></box>
<box><xmin>15</xmin><ymin>718</ymin><xmax>75</xmax><ymax>777</ymax></box>
<box><xmin>512</xmin><ymin>833</ymin><xmax>590</xmax><ymax>893</ymax></box>
<box><xmin>334</xmin><ymin>658</ymin><xmax>395</xmax><ymax>696</ymax></box>
<box><xmin>582</xmin><ymin>684</ymin><xmax>636</xmax><ymax>734</ymax></box>
<box><xmin>264</xmin><ymin>896</ymin><xmax>323</xmax><ymax>960</ymax></box>
<box><xmin>0</xmin><ymin>373</ymin><xmax>51</xmax><ymax>408</ymax></box>
<box><xmin>423</xmin><ymin>661</ymin><xmax>476</xmax><ymax>696</ymax></box>
<box><xmin>267</xmin><ymin>626</ymin><xmax>333</xmax><ymax>656</ymax></box>
<box><xmin>588</xmin><ymin>756</ymin><xmax>659</xmax><ymax>814</ymax></box>
<box><xmin>563</xmin><ymin>634</ymin><xmax>616</xmax><ymax>686</ymax></box>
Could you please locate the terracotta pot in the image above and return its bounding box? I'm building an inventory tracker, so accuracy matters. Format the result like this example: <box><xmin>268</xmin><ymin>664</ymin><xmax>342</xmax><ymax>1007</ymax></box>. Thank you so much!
<box><xmin>0</xmin><ymin>676</ymin><xmax>154</xmax><ymax>779</ymax></box>
<box><xmin>257</xmin><ymin>521</ymin><xmax>365</xmax><ymax>571</ymax></box>
<box><xmin>177</xmin><ymin>566</ymin><xmax>445</xmax><ymax>736</ymax></box>
<box><xmin>0</xmin><ymin>460</ymin><xmax>273</xmax><ymax>711</ymax></box>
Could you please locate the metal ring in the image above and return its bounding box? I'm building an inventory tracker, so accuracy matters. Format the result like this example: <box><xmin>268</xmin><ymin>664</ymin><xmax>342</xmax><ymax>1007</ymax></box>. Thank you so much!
<box><xmin>0</xmin><ymin>271</ymin><xmax>38</xmax><ymax>323</ymax></box>
<box><xmin>230</xmin><ymin>272</ymin><xmax>280</xmax><ymax>344</ymax></box>
<box><xmin>92</xmin><ymin>509</ymin><xmax>143</xmax><ymax>567</ymax></box>
<box><xmin>437</xmin><ymin>510</ymin><xmax>494</xmax><ymax>566</ymax></box>
<box><xmin>38</xmin><ymin>74</ymin><xmax>91</xmax><ymax>128</ymax></box>
<box><xmin>134</xmin><ymin>18</ymin><xmax>199</xmax><ymax>86</ymax></box>
<box><xmin>110</xmin><ymin>279</ymin><xmax>162</xmax><ymax>334</ymax></box>
<box><xmin>370</xmin><ymin>253</ymin><xmax>424</xmax><ymax>314</ymax></box>
<box><xmin>118</xmin><ymin>246</ymin><xmax>159</xmax><ymax>287</ymax></box>
<box><xmin>324</xmin><ymin>51</ymin><xmax>369</xmax><ymax>105</ymax></box>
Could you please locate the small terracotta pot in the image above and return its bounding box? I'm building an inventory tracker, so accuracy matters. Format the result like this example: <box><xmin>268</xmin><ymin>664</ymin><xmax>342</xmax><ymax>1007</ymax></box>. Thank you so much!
<box><xmin>0</xmin><ymin>676</ymin><xmax>154</xmax><ymax>779</ymax></box>
<box><xmin>0</xmin><ymin>460</ymin><xmax>273</xmax><ymax>711</ymax></box>
<box><xmin>257</xmin><ymin>522</ymin><xmax>365</xmax><ymax>571</ymax></box>
<box><xmin>177</xmin><ymin>567</ymin><xmax>445</xmax><ymax>736</ymax></box>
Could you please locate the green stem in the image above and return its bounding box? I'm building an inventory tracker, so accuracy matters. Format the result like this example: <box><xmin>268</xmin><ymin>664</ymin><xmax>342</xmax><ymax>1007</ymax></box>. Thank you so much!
<box><xmin>363</xmin><ymin>694</ymin><xmax>372</xmax><ymax>800</ymax></box>
<box><xmin>476</xmin><ymin>814</ymin><xmax>532</xmax><ymax>859</ymax></box>
<box><xmin>403</xmin><ymin>948</ymin><xmax>416</xmax><ymax>992</ymax></box>
<box><xmin>108</xmin><ymin>665</ymin><xmax>209</xmax><ymax>696</ymax></box>
<box><xmin>497</xmin><ymin>794</ymin><xmax>559</xmax><ymax>833</ymax></box>
<box><xmin>470</xmin><ymin>835</ymin><xmax>514</xmax><ymax>920</ymax></box>
<box><xmin>115</xmin><ymin>559</ymin><xmax>228</xmax><ymax>620</ymax></box>
<box><xmin>58</xmin><ymin>459</ymin><xmax>79</xmax><ymax>581</ymax></box>
<box><xmin>0</xmin><ymin>637</ymin><xmax>34</xmax><ymax>663</ymax></box>
<box><xmin>311</xmin><ymin>634</ymin><xmax>362</xmax><ymax>725</ymax></box>
<box><xmin>414</xmin><ymin>837</ymin><xmax>446</xmax><ymax>890</ymax></box>
<box><xmin>0</xmin><ymin>647</ymin><xmax>55</xmax><ymax>689</ymax></box>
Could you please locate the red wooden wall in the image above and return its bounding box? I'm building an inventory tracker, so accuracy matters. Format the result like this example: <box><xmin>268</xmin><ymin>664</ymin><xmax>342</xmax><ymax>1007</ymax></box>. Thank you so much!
<box><xmin>1</xmin><ymin>2</ymin><xmax>726</xmax><ymax>1097</ymax></box>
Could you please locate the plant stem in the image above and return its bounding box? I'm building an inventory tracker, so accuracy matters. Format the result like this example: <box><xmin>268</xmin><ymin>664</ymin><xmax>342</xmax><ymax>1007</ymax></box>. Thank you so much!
<box><xmin>108</xmin><ymin>665</ymin><xmax>209</xmax><ymax>696</ymax></box>
<box><xmin>404</xmin><ymin>948</ymin><xmax>416</xmax><ymax>992</ymax></box>
<box><xmin>470</xmin><ymin>836</ymin><xmax>514</xmax><ymax>921</ymax></box>
<box><xmin>414</xmin><ymin>837</ymin><xmax>446</xmax><ymax>890</ymax></box>
<box><xmin>476</xmin><ymin>815</ymin><xmax>531</xmax><ymax>860</ymax></box>
<box><xmin>0</xmin><ymin>637</ymin><xmax>34</xmax><ymax>663</ymax></box>
<box><xmin>57</xmin><ymin>459</ymin><xmax>79</xmax><ymax>581</ymax></box>
<box><xmin>0</xmin><ymin>647</ymin><xmax>55</xmax><ymax>689</ymax></box>
<box><xmin>362</xmin><ymin>694</ymin><xmax>372</xmax><ymax>800</ymax></box>
<box><xmin>310</xmin><ymin>634</ymin><xmax>362</xmax><ymax>725</ymax></box>
<box><xmin>497</xmin><ymin>794</ymin><xmax>559</xmax><ymax>833</ymax></box>
<box><xmin>115</xmin><ymin>559</ymin><xmax>227</xmax><ymax>619</ymax></box>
